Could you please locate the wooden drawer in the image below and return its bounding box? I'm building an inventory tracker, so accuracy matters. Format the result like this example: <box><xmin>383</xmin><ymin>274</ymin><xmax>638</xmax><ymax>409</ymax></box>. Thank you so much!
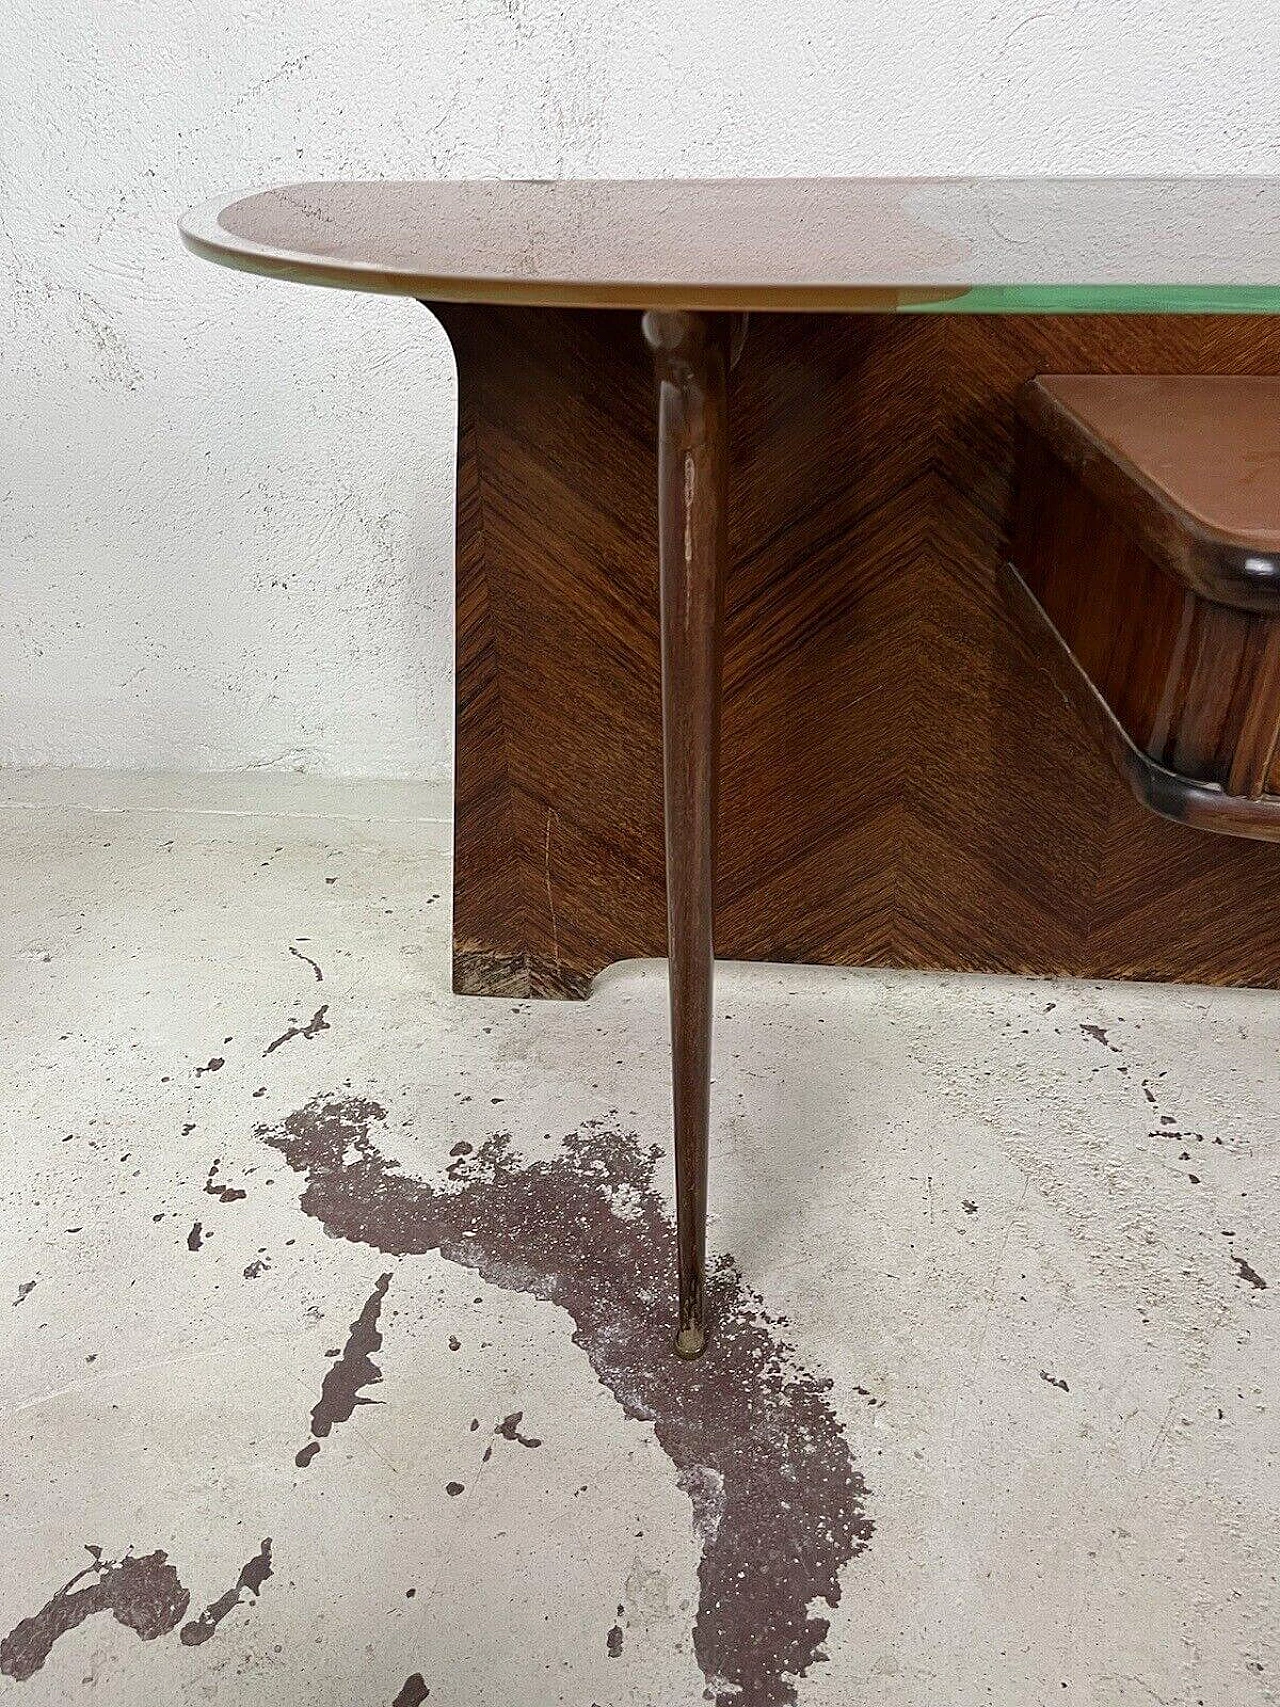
<box><xmin>1008</xmin><ymin>374</ymin><xmax>1280</xmax><ymax>838</ymax></box>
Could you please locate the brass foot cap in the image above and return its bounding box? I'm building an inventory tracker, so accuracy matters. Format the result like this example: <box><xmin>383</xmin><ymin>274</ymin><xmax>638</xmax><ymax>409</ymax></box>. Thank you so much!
<box><xmin>674</xmin><ymin>1324</ymin><xmax>706</xmax><ymax>1360</ymax></box>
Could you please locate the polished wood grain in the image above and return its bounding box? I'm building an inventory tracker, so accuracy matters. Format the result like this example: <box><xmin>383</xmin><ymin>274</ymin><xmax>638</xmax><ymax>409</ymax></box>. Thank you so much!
<box><xmin>1003</xmin><ymin>559</ymin><xmax>1280</xmax><ymax>839</ymax></box>
<box><xmin>1010</xmin><ymin>427</ymin><xmax>1280</xmax><ymax>799</ymax></box>
<box><xmin>437</xmin><ymin>303</ymin><xmax>660</xmax><ymax>1001</ymax></box>
<box><xmin>1019</xmin><ymin>376</ymin><xmax>1280</xmax><ymax>613</ymax></box>
<box><xmin>642</xmin><ymin>310</ymin><xmax>732</xmax><ymax>1358</ymax></box>
<box><xmin>1029</xmin><ymin>375</ymin><xmax>1280</xmax><ymax>547</ymax></box>
<box><xmin>442</xmin><ymin>308</ymin><xmax>1280</xmax><ymax>995</ymax></box>
<box><xmin>181</xmin><ymin>179</ymin><xmax>1280</xmax><ymax>310</ymax></box>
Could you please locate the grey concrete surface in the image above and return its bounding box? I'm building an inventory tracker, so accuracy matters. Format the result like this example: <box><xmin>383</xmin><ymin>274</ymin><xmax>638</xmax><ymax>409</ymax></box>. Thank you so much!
<box><xmin>0</xmin><ymin>775</ymin><xmax>1276</xmax><ymax>1706</ymax></box>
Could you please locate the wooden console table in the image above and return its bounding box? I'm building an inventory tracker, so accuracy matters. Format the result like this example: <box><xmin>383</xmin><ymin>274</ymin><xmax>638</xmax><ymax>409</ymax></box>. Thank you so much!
<box><xmin>182</xmin><ymin>179</ymin><xmax>1280</xmax><ymax>1354</ymax></box>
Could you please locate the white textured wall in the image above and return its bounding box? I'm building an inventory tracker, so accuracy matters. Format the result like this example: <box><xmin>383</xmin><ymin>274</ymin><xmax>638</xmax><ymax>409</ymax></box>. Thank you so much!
<box><xmin>3</xmin><ymin>2</ymin><xmax>1279</xmax><ymax>779</ymax></box>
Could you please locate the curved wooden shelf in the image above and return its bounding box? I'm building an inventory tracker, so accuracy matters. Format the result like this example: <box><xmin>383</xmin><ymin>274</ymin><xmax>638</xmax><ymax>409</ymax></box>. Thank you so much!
<box><xmin>1003</xmin><ymin>559</ymin><xmax>1280</xmax><ymax>841</ymax></box>
<box><xmin>1019</xmin><ymin>376</ymin><xmax>1280</xmax><ymax>615</ymax></box>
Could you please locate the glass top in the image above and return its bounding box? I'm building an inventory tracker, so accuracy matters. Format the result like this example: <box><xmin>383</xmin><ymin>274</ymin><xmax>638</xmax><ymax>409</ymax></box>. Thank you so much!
<box><xmin>181</xmin><ymin>179</ymin><xmax>1280</xmax><ymax>313</ymax></box>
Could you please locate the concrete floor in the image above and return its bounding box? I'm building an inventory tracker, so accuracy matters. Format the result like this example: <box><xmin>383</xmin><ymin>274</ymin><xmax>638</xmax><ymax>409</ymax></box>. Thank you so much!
<box><xmin>1</xmin><ymin>771</ymin><xmax>1277</xmax><ymax>1707</ymax></box>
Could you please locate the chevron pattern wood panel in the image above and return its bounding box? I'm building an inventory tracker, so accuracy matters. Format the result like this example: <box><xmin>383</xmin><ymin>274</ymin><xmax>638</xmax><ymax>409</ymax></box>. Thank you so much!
<box><xmin>433</xmin><ymin>305</ymin><xmax>1280</xmax><ymax>996</ymax></box>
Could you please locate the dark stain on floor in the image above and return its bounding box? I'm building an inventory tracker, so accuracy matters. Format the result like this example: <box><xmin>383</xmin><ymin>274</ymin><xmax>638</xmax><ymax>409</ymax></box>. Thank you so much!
<box><xmin>0</xmin><ymin>1548</ymin><xmax>189</xmax><ymax>1682</ymax></box>
<box><xmin>205</xmin><ymin>1159</ymin><xmax>247</xmax><ymax>1203</ymax></box>
<box><xmin>481</xmin><ymin>1407</ymin><xmax>544</xmax><ymax>1465</ymax></box>
<box><xmin>1</xmin><ymin>1535</ymin><xmax>276</xmax><ymax>1682</ymax></box>
<box><xmin>606</xmin><ymin>1608</ymin><xmax>624</xmax><ymax>1657</ymax></box>
<box><xmin>495</xmin><ymin>1410</ymin><xmax>542</xmax><ymax>1449</ymax></box>
<box><xmin>179</xmin><ymin>1539</ymin><xmax>273</xmax><ymax>1646</ymax></box>
<box><xmin>260</xmin><ymin>1096</ymin><xmax>873</xmax><ymax>1707</ymax></box>
<box><xmin>264</xmin><ymin>1004</ymin><xmax>330</xmax><ymax>1056</ymax></box>
<box><xmin>289</xmin><ymin>944</ymin><xmax>324</xmax><ymax>982</ymax></box>
<box><xmin>392</xmin><ymin>1673</ymin><xmax>430</xmax><ymax>1706</ymax></box>
<box><xmin>295</xmin><ymin>1270</ymin><xmax>391</xmax><ymax>1466</ymax></box>
<box><xmin>1232</xmin><ymin>1252</ymin><xmax>1269</xmax><ymax>1290</ymax></box>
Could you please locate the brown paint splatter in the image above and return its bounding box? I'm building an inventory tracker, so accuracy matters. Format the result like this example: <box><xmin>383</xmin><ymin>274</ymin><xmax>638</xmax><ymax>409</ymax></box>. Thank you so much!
<box><xmin>179</xmin><ymin>1539</ymin><xmax>272</xmax><ymax>1646</ymax></box>
<box><xmin>606</xmin><ymin>1611</ymin><xmax>624</xmax><ymax>1657</ymax></box>
<box><xmin>14</xmin><ymin>1280</ymin><xmax>36</xmax><ymax>1306</ymax></box>
<box><xmin>289</xmin><ymin>944</ymin><xmax>324</xmax><ymax>982</ymax></box>
<box><xmin>0</xmin><ymin>1549</ymin><xmax>189</xmax><ymax>1681</ymax></box>
<box><xmin>205</xmin><ymin>1159</ymin><xmax>247</xmax><ymax>1203</ymax></box>
<box><xmin>195</xmin><ymin>1057</ymin><xmax>224</xmax><ymax>1077</ymax></box>
<box><xmin>392</xmin><ymin>1674</ymin><xmax>430</xmax><ymax>1706</ymax></box>
<box><xmin>295</xmin><ymin>1272</ymin><xmax>391</xmax><ymax>1465</ymax></box>
<box><xmin>187</xmin><ymin>1221</ymin><xmax>205</xmax><ymax>1251</ymax></box>
<box><xmin>260</xmin><ymin>1097</ymin><xmax>873</xmax><ymax>1707</ymax></box>
<box><xmin>1040</xmin><ymin>1370</ymin><xmax>1069</xmax><ymax>1392</ymax></box>
<box><xmin>495</xmin><ymin>1410</ymin><xmax>542</xmax><ymax>1448</ymax></box>
<box><xmin>264</xmin><ymin>1004</ymin><xmax>330</xmax><ymax>1056</ymax></box>
<box><xmin>1233</xmin><ymin>1253</ymin><xmax>1269</xmax><ymax>1290</ymax></box>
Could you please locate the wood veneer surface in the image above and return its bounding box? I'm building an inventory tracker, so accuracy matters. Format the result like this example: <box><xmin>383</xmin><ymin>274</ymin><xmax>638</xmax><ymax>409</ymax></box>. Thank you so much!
<box><xmin>1033</xmin><ymin>374</ymin><xmax>1280</xmax><ymax>551</ymax></box>
<box><xmin>1011</xmin><ymin>436</ymin><xmax>1280</xmax><ymax>793</ymax></box>
<box><xmin>442</xmin><ymin>308</ymin><xmax>1280</xmax><ymax>995</ymax></box>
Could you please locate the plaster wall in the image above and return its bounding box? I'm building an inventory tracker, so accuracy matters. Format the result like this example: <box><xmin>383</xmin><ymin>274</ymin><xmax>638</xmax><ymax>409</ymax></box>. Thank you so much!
<box><xmin>3</xmin><ymin>1</ymin><xmax>1278</xmax><ymax>777</ymax></box>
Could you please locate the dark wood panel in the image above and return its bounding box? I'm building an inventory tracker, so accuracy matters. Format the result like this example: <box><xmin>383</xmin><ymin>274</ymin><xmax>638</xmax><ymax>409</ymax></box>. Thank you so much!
<box><xmin>1011</xmin><ymin>435</ymin><xmax>1276</xmax><ymax>792</ymax></box>
<box><xmin>1002</xmin><ymin>558</ymin><xmax>1280</xmax><ymax>842</ymax></box>
<box><xmin>437</xmin><ymin>304</ymin><xmax>666</xmax><ymax>998</ymax></box>
<box><xmin>1018</xmin><ymin>374</ymin><xmax>1280</xmax><ymax>613</ymax></box>
<box><xmin>438</xmin><ymin>308</ymin><xmax>1280</xmax><ymax>995</ymax></box>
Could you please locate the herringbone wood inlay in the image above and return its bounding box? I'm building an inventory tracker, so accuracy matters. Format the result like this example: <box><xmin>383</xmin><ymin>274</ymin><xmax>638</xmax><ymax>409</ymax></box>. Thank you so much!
<box><xmin>434</xmin><ymin>306</ymin><xmax>1280</xmax><ymax>996</ymax></box>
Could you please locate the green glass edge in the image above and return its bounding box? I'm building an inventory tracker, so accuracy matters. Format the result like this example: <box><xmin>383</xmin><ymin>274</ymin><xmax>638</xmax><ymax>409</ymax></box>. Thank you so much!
<box><xmin>907</xmin><ymin>284</ymin><xmax>1280</xmax><ymax>314</ymax></box>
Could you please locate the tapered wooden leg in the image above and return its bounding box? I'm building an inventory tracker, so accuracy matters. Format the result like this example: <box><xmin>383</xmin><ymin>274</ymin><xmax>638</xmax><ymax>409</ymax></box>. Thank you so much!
<box><xmin>642</xmin><ymin>309</ymin><xmax>731</xmax><ymax>1359</ymax></box>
